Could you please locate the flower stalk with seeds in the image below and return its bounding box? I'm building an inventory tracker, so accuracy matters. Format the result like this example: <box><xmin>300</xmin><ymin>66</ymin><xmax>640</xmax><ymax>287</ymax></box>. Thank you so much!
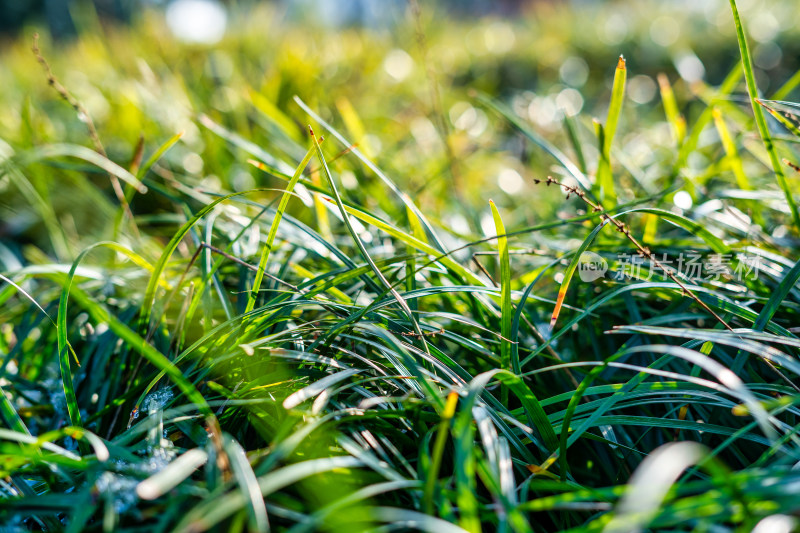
<box><xmin>539</xmin><ymin>176</ymin><xmax>800</xmax><ymax>390</ymax></box>
<box><xmin>535</xmin><ymin>175</ymin><xmax>734</xmax><ymax>332</ymax></box>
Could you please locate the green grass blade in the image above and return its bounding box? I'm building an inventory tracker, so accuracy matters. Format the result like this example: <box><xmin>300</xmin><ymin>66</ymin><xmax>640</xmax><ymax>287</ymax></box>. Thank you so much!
<box><xmin>757</xmin><ymin>100</ymin><xmax>800</xmax><ymax>138</ymax></box>
<box><xmin>176</xmin><ymin>457</ymin><xmax>363</xmax><ymax>531</ymax></box>
<box><xmin>424</xmin><ymin>391</ymin><xmax>458</xmax><ymax>515</ymax></box>
<box><xmin>672</xmin><ymin>66</ymin><xmax>742</xmax><ymax>181</ymax></box>
<box><xmin>282</xmin><ymin>368</ymin><xmax>361</xmax><ymax>409</ymax></box>
<box><xmin>293</xmin><ymin>96</ymin><xmax>449</xmax><ymax>254</ymax></box>
<box><xmin>603</xmin><ymin>442</ymin><xmax>708</xmax><ymax>533</ymax></box>
<box><xmin>489</xmin><ymin>201</ymin><xmax>512</xmax><ymax>377</ymax></box>
<box><xmin>549</xmin><ymin>222</ymin><xmax>606</xmax><ymax>332</ymax></box>
<box><xmin>713</xmin><ymin>108</ymin><xmax>752</xmax><ymax>190</ymax></box>
<box><xmin>595</xmin><ymin>56</ymin><xmax>626</xmax><ymax>206</ymax></box>
<box><xmin>54</xmin><ymin>242</ymin><xmax>217</xmax><ymax>426</ymax></box>
<box><xmin>136</xmin><ymin>448</ymin><xmax>208</xmax><ymax>500</ymax></box>
<box><xmin>370</xmin><ymin>508</ymin><xmax>471</xmax><ymax>533</ymax></box>
<box><xmin>245</xmin><ymin>146</ymin><xmax>315</xmax><ymax>314</ymax></box>
<box><xmin>222</xmin><ymin>435</ymin><xmax>270</xmax><ymax>533</ymax></box>
<box><xmin>330</xmin><ymin>200</ymin><xmax>485</xmax><ymax>286</ymax></box>
<box><xmin>24</xmin><ymin>143</ymin><xmax>147</xmax><ymax>193</ymax></box>
<box><xmin>657</xmin><ymin>73</ymin><xmax>686</xmax><ymax>146</ymax></box>
<box><xmin>490</xmin><ymin>200</ymin><xmax>512</xmax><ymax>408</ymax></box>
<box><xmin>309</xmin><ymin>129</ymin><xmax>430</xmax><ymax>350</ymax></box>
<box><xmin>136</xmin><ymin>131</ymin><xmax>184</xmax><ymax>180</ymax></box>
<box><xmin>771</xmin><ymin>68</ymin><xmax>800</xmax><ymax>101</ymax></box>
<box><xmin>0</xmin><ymin>383</ymin><xmax>29</xmax><ymax>435</ymax></box>
<box><xmin>142</xmin><ymin>190</ymin><xmax>257</xmax><ymax>328</ymax></box>
<box><xmin>728</xmin><ymin>0</ymin><xmax>800</xmax><ymax>232</ymax></box>
<box><xmin>68</xmin><ymin>283</ymin><xmax>215</xmax><ymax>419</ymax></box>
<box><xmin>732</xmin><ymin>257</ymin><xmax>800</xmax><ymax>373</ymax></box>
<box><xmin>475</xmin><ymin>93</ymin><xmax>594</xmax><ymax>194</ymax></box>
<box><xmin>562</xmin><ymin>113</ymin><xmax>587</xmax><ymax>173</ymax></box>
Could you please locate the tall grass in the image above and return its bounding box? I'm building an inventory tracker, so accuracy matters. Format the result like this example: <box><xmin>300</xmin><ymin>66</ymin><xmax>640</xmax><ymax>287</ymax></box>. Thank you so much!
<box><xmin>1</xmin><ymin>1</ymin><xmax>800</xmax><ymax>531</ymax></box>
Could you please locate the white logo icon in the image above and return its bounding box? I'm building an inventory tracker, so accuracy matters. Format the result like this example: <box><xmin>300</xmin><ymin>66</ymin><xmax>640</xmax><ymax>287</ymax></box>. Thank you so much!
<box><xmin>578</xmin><ymin>251</ymin><xmax>608</xmax><ymax>282</ymax></box>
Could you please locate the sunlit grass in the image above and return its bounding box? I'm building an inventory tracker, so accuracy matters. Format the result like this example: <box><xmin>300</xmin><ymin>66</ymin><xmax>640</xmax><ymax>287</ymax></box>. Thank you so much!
<box><xmin>1</xmin><ymin>0</ymin><xmax>800</xmax><ymax>531</ymax></box>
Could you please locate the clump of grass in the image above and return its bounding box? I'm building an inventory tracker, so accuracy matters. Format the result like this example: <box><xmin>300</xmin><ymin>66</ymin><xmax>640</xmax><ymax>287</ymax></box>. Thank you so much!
<box><xmin>1</xmin><ymin>1</ymin><xmax>800</xmax><ymax>531</ymax></box>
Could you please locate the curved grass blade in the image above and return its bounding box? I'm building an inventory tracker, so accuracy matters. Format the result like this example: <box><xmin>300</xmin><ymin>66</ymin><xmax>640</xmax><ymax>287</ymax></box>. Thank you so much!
<box><xmin>285</xmin><ymin>481</ymin><xmax>421</xmax><ymax>533</ymax></box>
<box><xmin>612</xmin><ymin>325</ymin><xmax>800</xmax><ymax>378</ymax></box>
<box><xmin>602</xmin><ymin>442</ymin><xmax>708</xmax><ymax>533</ymax></box>
<box><xmin>3</xmin><ymin>164</ymin><xmax>71</xmax><ymax>259</ymax></box>
<box><xmin>757</xmin><ymin>99</ymin><xmax>800</xmax><ymax>138</ymax></box>
<box><xmin>55</xmin><ymin>242</ymin><xmax>217</xmax><ymax>428</ymax></box>
<box><xmin>282</xmin><ymin>368</ymin><xmax>361</xmax><ymax>410</ymax></box>
<box><xmin>141</xmin><ymin>190</ymin><xmax>259</xmax><ymax>328</ymax></box>
<box><xmin>223</xmin><ymin>435</ymin><xmax>269</xmax><ymax>532</ymax></box>
<box><xmin>328</xmin><ymin>199</ymin><xmax>485</xmax><ymax>286</ymax></box>
<box><xmin>370</xmin><ymin>508</ymin><xmax>470</xmax><ymax>533</ymax></box>
<box><xmin>619</xmin><ymin>207</ymin><xmax>729</xmax><ymax>253</ymax></box>
<box><xmin>308</xmin><ymin>127</ymin><xmax>430</xmax><ymax>352</ymax></box>
<box><xmin>175</xmin><ymin>456</ymin><xmax>363</xmax><ymax>532</ymax></box>
<box><xmin>136</xmin><ymin>448</ymin><xmax>208</xmax><ymax>500</ymax></box>
<box><xmin>23</xmin><ymin>143</ymin><xmax>147</xmax><ymax>193</ymax></box>
<box><xmin>475</xmin><ymin>92</ymin><xmax>593</xmax><ymax>195</ymax></box>
<box><xmin>293</xmin><ymin>96</ymin><xmax>449</xmax><ymax>254</ymax></box>
<box><xmin>732</xmin><ymin>257</ymin><xmax>800</xmax><ymax>374</ymax></box>
<box><xmin>549</xmin><ymin>221</ymin><xmax>607</xmax><ymax>331</ymax></box>
<box><xmin>136</xmin><ymin>131</ymin><xmax>184</xmax><ymax>179</ymax></box>
<box><xmin>56</xmin><ymin>240</ymin><xmax>171</xmax><ymax>428</ymax></box>
<box><xmin>624</xmin><ymin>344</ymin><xmax>777</xmax><ymax>440</ymax></box>
<box><xmin>199</xmin><ymin>113</ymin><xmax>296</xmax><ymax>175</ymax></box>
<box><xmin>0</xmin><ymin>273</ymin><xmax>56</xmax><ymax>326</ymax></box>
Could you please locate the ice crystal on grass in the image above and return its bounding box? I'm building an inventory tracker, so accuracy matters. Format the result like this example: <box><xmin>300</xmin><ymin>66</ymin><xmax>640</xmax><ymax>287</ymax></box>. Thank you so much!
<box><xmin>95</xmin><ymin>472</ymin><xmax>139</xmax><ymax>513</ymax></box>
<box><xmin>130</xmin><ymin>388</ymin><xmax>174</xmax><ymax>422</ymax></box>
<box><xmin>145</xmin><ymin>446</ymin><xmax>177</xmax><ymax>473</ymax></box>
<box><xmin>97</xmin><ymin>387</ymin><xmax>178</xmax><ymax>513</ymax></box>
<box><xmin>145</xmin><ymin>388</ymin><xmax>174</xmax><ymax>414</ymax></box>
<box><xmin>95</xmin><ymin>444</ymin><xmax>178</xmax><ymax>513</ymax></box>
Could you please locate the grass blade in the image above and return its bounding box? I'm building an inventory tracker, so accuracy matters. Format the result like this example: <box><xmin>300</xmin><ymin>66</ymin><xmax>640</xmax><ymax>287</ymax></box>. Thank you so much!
<box><xmin>549</xmin><ymin>221</ymin><xmax>606</xmax><ymax>331</ymax></box>
<box><xmin>282</xmin><ymin>368</ymin><xmax>361</xmax><ymax>410</ymax></box>
<box><xmin>658</xmin><ymin>73</ymin><xmax>686</xmax><ymax>146</ymax></box>
<box><xmin>713</xmin><ymin>108</ymin><xmax>752</xmax><ymax>190</ymax></box>
<box><xmin>595</xmin><ymin>55</ymin><xmax>626</xmax><ymax>206</ymax></box>
<box><xmin>245</xmin><ymin>146</ymin><xmax>315</xmax><ymax>314</ymax></box>
<box><xmin>423</xmin><ymin>391</ymin><xmax>458</xmax><ymax>515</ymax></box>
<box><xmin>603</xmin><ymin>442</ymin><xmax>708</xmax><ymax>533</ymax></box>
<box><xmin>489</xmin><ymin>201</ymin><xmax>512</xmax><ymax>377</ymax></box>
<box><xmin>728</xmin><ymin>0</ymin><xmax>800</xmax><ymax>231</ymax></box>
<box><xmin>308</xmin><ymin>127</ymin><xmax>430</xmax><ymax>351</ymax></box>
<box><xmin>136</xmin><ymin>448</ymin><xmax>209</xmax><ymax>500</ymax></box>
<box><xmin>136</xmin><ymin>131</ymin><xmax>184</xmax><ymax>180</ymax></box>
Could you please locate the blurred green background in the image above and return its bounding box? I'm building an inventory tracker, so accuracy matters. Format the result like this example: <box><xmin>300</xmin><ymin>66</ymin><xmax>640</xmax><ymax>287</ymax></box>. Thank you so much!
<box><xmin>2</xmin><ymin>0</ymin><xmax>799</xmax><ymax>256</ymax></box>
